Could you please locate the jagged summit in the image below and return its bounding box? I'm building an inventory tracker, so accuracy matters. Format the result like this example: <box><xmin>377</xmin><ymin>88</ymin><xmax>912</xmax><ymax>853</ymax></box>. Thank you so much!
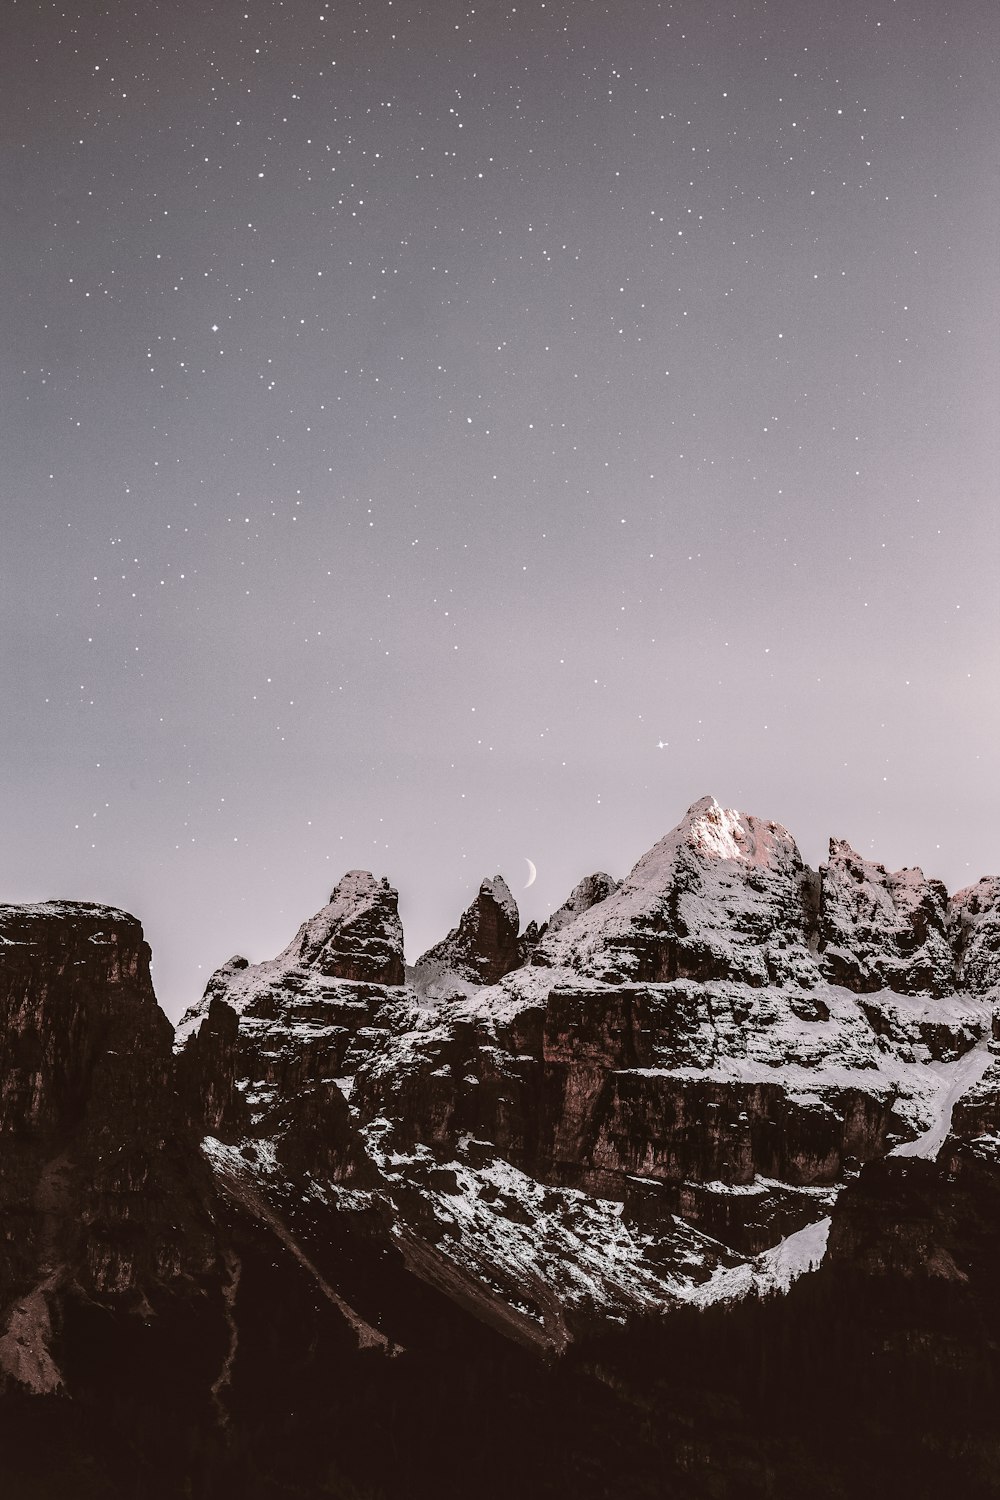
<box><xmin>656</xmin><ymin>794</ymin><xmax>804</xmax><ymax>872</ymax></box>
<box><xmin>596</xmin><ymin>794</ymin><xmax>803</xmax><ymax>879</ymax></box>
<box><xmin>542</xmin><ymin>872</ymin><xmax>620</xmax><ymax>937</ymax></box>
<box><xmin>533</xmin><ymin>795</ymin><xmax>814</xmax><ymax>986</ymax></box>
<box><xmin>411</xmin><ymin>874</ymin><xmax>522</xmax><ymax>996</ymax></box>
<box><xmin>820</xmin><ymin>838</ymin><xmax>953</xmax><ymax>996</ymax></box>
<box><xmin>279</xmin><ymin>869</ymin><xmax>405</xmax><ymax>985</ymax></box>
<box><xmin>174</xmin><ymin>869</ymin><xmax>404</xmax><ymax>1048</ymax></box>
<box><xmin>171</xmin><ymin>799</ymin><xmax>994</xmax><ymax>1034</ymax></box>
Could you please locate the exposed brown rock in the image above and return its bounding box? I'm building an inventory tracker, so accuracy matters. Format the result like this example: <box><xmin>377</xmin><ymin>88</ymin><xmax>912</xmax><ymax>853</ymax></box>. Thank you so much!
<box><xmin>412</xmin><ymin>875</ymin><xmax>523</xmax><ymax>990</ymax></box>
<box><xmin>949</xmin><ymin>876</ymin><xmax>1000</xmax><ymax>996</ymax></box>
<box><xmin>285</xmin><ymin>870</ymin><xmax>405</xmax><ymax>985</ymax></box>
<box><xmin>825</xmin><ymin>1143</ymin><xmax>1000</xmax><ymax>1283</ymax></box>
<box><xmin>0</xmin><ymin>902</ymin><xmax>222</xmax><ymax>1392</ymax></box>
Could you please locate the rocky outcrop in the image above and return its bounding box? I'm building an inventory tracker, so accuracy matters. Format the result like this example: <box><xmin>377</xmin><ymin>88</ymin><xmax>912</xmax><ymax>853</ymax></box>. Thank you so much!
<box><xmin>176</xmin><ymin>945</ymin><xmax>403</xmax><ymax>1184</ymax></box>
<box><xmin>173</xmin><ymin>869</ymin><xmax>408</xmax><ymax>1155</ymax></box>
<box><xmin>0</xmin><ymin>901</ymin><xmax>164</xmax><ymax>1136</ymax></box>
<box><xmin>825</xmin><ymin>1137</ymin><xmax>1000</xmax><ymax>1283</ymax></box>
<box><xmin>541</xmin><ymin>872</ymin><xmax>620</xmax><ymax>937</ymax></box>
<box><xmin>411</xmin><ymin>875</ymin><xmax>523</xmax><ymax>992</ymax></box>
<box><xmin>951</xmin><ymin>1057</ymin><xmax>1000</xmax><ymax>1153</ymax></box>
<box><xmin>175</xmin><ymin>988</ymin><xmax>249</xmax><ymax>1137</ymax></box>
<box><xmin>280</xmin><ymin>870</ymin><xmax>405</xmax><ymax>985</ymax></box>
<box><xmin>0</xmin><ymin>902</ymin><xmax>222</xmax><ymax>1393</ymax></box>
<box><xmin>818</xmin><ymin>839</ymin><xmax>954</xmax><ymax>996</ymax></box>
<box><xmin>949</xmin><ymin>877</ymin><xmax>1000</xmax><ymax>997</ymax></box>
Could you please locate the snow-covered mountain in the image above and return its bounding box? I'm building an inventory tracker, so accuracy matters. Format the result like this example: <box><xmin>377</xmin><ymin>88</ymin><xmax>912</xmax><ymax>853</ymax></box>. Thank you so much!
<box><xmin>2</xmin><ymin>797</ymin><xmax>999</xmax><ymax>1498</ymax></box>
<box><xmin>171</xmin><ymin>796</ymin><xmax>998</xmax><ymax>1339</ymax></box>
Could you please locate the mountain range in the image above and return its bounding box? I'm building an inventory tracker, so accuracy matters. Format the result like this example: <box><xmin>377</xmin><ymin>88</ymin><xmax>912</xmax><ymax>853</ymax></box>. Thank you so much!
<box><xmin>1</xmin><ymin>796</ymin><xmax>998</xmax><ymax>1498</ymax></box>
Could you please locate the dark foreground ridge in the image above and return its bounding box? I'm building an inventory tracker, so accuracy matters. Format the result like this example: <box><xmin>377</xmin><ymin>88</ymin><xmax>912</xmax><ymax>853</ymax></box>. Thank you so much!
<box><xmin>1</xmin><ymin>799</ymin><xmax>999</xmax><ymax>1498</ymax></box>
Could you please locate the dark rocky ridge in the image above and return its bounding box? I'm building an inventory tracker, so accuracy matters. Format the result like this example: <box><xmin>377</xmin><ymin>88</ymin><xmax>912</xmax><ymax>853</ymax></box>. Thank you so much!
<box><xmin>0</xmin><ymin>903</ymin><xmax>224</xmax><ymax>1398</ymax></box>
<box><xmin>950</xmin><ymin>876</ymin><xmax>1000</xmax><ymax>995</ymax></box>
<box><xmin>2</xmin><ymin>798</ymin><xmax>1000</xmax><ymax>1498</ymax></box>
<box><xmin>410</xmin><ymin>873</ymin><xmax>523</xmax><ymax>992</ymax></box>
<box><xmin>280</xmin><ymin>868</ymin><xmax>406</xmax><ymax>985</ymax></box>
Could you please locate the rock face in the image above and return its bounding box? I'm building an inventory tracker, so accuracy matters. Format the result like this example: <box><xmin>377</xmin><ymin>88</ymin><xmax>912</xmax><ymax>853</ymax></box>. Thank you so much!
<box><xmin>0</xmin><ymin>903</ymin><xmax>222</xmax><ymax>1394</ymax></box>
<box><xmin>3</xmin><ymin>799</ymin><xmax>1000</xmax><ymax>1498</ymax></box>
<box><xmin>175</xmin><ymin>879</ymin><xmax>408</xmax><ymax>1186</ymax></box>
<box><xmin>950</xmin><ymin>876</ymin><xmax>1000</xmax><ymax>997</ymax></box>
<box><xmin>825</xmin><ymin>1141</ymin><xmax>1000</xmax><ymax>1283</ymax></box>
<box><xmin>411</xmin><ymin>874</ymin><xmax>522</xmax><ymax>993</ymax></box>
<box><xmin>281</xmin><ymin>869</ymin><xmax>405</xmax><ymax>985</ymax></box>
<box><xmin>0</xmin><ymin>901</ymin><xmax>162</xmax><ymax>1137</ymax></box>
<box><xmin>819</xmin><ymin>838</ymin><xmax>954</xmax><ymax>995</ymax></box>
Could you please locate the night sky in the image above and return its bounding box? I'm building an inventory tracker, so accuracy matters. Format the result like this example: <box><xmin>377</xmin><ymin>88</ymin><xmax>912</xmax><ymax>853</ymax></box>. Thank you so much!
<box><xmin>3</xmin><ymin>0</ymin><xmax>997</xmax><ymax>1020</ymax></box>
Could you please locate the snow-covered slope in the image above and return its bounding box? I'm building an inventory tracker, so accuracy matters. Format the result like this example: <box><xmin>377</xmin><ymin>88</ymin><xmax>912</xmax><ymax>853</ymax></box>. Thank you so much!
<box><xmin>820</xmin><ymin>838</ymin><xmax>954</xmax><ymax>995</ymax></box>
<box><xmin>541</xmin><ymin>872</ymin><xmax>621</xmax><ymax>936</ymax></box>
<box><xmin>533</xmin><ymin>796</ymin><xmax>819</xmax><ymax>987</ymax></box>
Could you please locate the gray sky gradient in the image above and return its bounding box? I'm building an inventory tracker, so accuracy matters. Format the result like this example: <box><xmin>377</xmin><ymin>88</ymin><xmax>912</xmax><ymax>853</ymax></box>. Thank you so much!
<box><xmin>3</xmin><ymin>0</ymin><xmax>997</xmax><ymax>1019</ymax></box>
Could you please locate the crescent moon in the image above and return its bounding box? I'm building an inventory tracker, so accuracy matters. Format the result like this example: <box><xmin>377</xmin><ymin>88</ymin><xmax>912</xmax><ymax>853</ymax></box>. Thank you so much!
<box><xmin>524</xmin><ymin>858</ymin><xmax>537</xmax><ymax>889</ymax></box>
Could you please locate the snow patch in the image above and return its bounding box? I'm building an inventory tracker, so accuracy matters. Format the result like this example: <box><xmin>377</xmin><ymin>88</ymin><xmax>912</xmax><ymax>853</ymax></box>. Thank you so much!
<box><xmin>687</xmin><ymin>1215</ymin><xmax>832</xmax><ymax>1307</ymax></box>
<box><xmin>891</xmin><ymin>1040</ymin><xmax>995</xmax><ymax>1161</ymax></box>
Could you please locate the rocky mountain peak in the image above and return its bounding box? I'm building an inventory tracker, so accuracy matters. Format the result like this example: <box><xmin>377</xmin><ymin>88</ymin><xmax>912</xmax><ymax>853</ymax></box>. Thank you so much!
<box><xmin>282</xmin><ymin>869</ymin><xmax>405</xmax><ymax>985</ymax></box>
<box><xmin>543</xmin><ymin>872</ymin><xmax>621</xmax><ymax>936</ymax></box>
<box><xmin>172</xmin><ymin>870</ymin><xmax>405</xmax><ymax>1065</ymax></box>
<box><xmin>534</xmin><ymin>797</ymin><xmax>813</xmax><ymax>986</ymax></box>
<box><xmin>411</xmin><ymin>873</ymin><xmax>522</xmax><ymax>994</ymax></box>
<box><xmin>480</xmin><ymin>873</ymin><xmax>518</xmax><ymax>931</ymax></box>
<box><xmin>670</xmin><ymin>794</ymin><xmax>804</xmax><ymax>872</ymax></box>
